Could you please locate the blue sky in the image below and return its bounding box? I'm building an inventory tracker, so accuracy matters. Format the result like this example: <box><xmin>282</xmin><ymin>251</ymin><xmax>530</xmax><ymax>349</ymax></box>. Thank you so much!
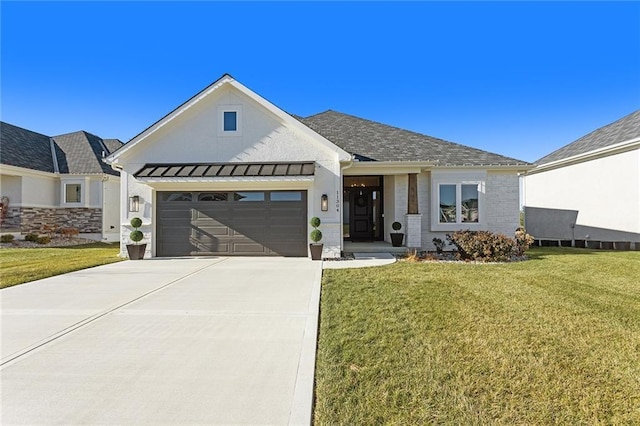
<box><xmin>2</xmin><ymin>1</ymin><xmax>639</xmax><ymax>163</ymax></box>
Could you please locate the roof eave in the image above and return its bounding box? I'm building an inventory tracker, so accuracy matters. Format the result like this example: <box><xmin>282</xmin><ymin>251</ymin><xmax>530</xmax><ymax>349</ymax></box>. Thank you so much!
<box><xmin>528</xmin><ymin>137</ymin><xmax>640</xmax><ymax>175</ymax></box>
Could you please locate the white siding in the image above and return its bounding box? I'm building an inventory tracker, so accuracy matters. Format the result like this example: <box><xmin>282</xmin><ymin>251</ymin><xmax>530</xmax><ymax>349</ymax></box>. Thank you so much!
<box><xmin>117</xmin><ymin>85</ymin><xmax>342</xmax><ymax>258</ymax></box>
<box><xmin>525</xmin><ymin>149</ymin><xmax>640</xmax><ymax>235</ymax></box>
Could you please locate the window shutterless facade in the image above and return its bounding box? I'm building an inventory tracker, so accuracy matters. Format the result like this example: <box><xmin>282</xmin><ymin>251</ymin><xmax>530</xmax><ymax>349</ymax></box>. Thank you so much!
<box><xmin>218</xmin><ymin>105</ymin><xmax>242</xmax><ymax>136</ymax></box>
<box><xmin>431</xmin><ymin>171</ymin><xmax>486</xmax><ymax>231</ymax></box>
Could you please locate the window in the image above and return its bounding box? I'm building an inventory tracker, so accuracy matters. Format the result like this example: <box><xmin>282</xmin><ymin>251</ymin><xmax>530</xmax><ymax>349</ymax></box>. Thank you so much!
<box><xmin>198</xmin><ymin>192</ymin><xmax>227</xmax><ymax>202</ymax></box>
<box><xmin>431</xmin><ymin>171</ymin><xmax>485</xmax><ymax>231</ymax></box>
<box><xmin>223</xmin><ymin>111</ymin><xmax>237</xmax><ymax>131</ymax></box>
<box><xmin>270</xmin><ymin>191</ymin><xmax>302</xmax><ymax>201</ymax></box>
<box><xmin>233</xmin><ymin>192</ymin><xmax>264</xmax><ymax>202</ymax></box>
<box><xmin>65</xmin><ymin>183</ymin><xmax>81</xmax><ymax>203</ymax></box>
<box><xmin>438</xmin><ymin>183</ymin><xmax>480</xmax><ymax>224</ymax></box>
<box><xmin>218</xmin><ymin>105</ymin><xmax>242</xmax><ymax>136</ymax></box>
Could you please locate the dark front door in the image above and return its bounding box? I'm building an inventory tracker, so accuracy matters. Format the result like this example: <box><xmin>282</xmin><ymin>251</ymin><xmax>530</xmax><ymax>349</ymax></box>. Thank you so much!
<box><xmin>349</xmin><ymin>189</ymin><xmax>374</xmax><ymax>240</ymax></box>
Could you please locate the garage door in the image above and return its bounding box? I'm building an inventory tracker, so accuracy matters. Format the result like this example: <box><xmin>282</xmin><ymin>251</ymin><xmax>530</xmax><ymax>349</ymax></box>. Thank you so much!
<box><xmin>157</xmin><ymin>190</ymin><xmax>307</xmax><ymax>257</ymax></box>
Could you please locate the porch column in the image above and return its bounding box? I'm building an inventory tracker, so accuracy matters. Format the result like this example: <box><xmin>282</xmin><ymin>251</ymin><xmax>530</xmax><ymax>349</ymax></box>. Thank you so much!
<box><xmin>405</xmin><ymin>173</ymin><xmax>422</xmax><ymax>248</ymax></box>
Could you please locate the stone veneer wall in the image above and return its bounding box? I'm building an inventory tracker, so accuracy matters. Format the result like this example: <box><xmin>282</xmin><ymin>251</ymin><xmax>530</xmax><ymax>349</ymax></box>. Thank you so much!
<box><xmin>0</xmin><ymin>207</ymin><xmax>102</xmax><ymax>234</ymax></box>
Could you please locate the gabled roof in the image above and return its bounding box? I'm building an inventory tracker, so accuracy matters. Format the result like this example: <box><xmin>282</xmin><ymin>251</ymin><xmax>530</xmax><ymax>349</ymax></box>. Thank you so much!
<box><xmin>536</xmin><ymin>110</ymin><xmax>640</xmax><ymax>165</ymax></box>
<box><xmin>0</xmin><ymin>122</ymin><xmax>56</xmax><ymax>173</ymax></box>
<box><xmin>107</xmin><ymin>74</ymin><xmax>351</xmax><ymax>163</ymax></box>
<box><xmin>300</xmin><ymin>110</ymin><xmax>530</xmax><ymax>167</ymax></box>
<box><xmin>0</xmin><ymin>121</ymin><xmax>123</xmax><ymax>175</ymax></box>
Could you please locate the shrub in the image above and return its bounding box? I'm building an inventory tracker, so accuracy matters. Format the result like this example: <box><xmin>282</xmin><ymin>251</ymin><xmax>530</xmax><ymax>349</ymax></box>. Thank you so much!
<box><xmin>25</xmin><ymin>233</ymin><xmax>39</xmax><ymax>242</ymax></box>
<box><xmin>36</xmin><ymin>235</ymin><xmax>51</xmax><ymax>244</ymax></box>
<box><xmin>432</xmin><ymin>237</ymin><xmax>445</xmax><ymax>254</ymax></box>
<box><xmin>59</xmin><ymin>227</ymin><xmax>79</xmax><ymax>239</ymax></box>
<box><xmin>514</xmin><ymin>227</ymin><xmax>535</xmax><ymax>256</ymax></box>
<box><xmin>447</xmin><ymin>230</ymin><xmax>516</xmax><ymax>262</ymax></box>
<box><xmin>392</xmin><ymin>221</ymin><xmax>402</xmax><ymax>232</ymax></box>
<box><xmin>310</xmin><ymin>217</ymin><xmax>322</xmax><ymax>243</ymax></box>
<box><xmin>129</xmin><ymin>217</ymin><xmax>144</xmax><ymax>244</ymax></box>
<box><xmin>1</xmin><ymin>234</ymin><xmax>15</xmax><ymax>243</ymax></box>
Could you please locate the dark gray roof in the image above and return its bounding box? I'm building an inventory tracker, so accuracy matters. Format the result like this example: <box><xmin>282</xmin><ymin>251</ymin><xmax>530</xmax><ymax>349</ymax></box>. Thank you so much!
<box><xmin>536</xmin><ymin>110</ymin><xmax>640</xmax><ymax>165</ymax></box>
<box><xmin>0</xmin><ymin>122</ymin><xmax>56</xmax><ymax>172</ymax></box>
<box><xmin>300</xmin><ymin>110</ymin><xmax>530</xmax><ymax>166</ymax></box>
<box><xmin>0</xmin><ymin>121</ymin><xmax>121</xmax><ymax>175</ymax></box>
<box><xmin>52</xmin><ymin>131</ymin><xmax>119</xmax><ymax>175</ymax></box>
<box><xmin>135</xmin><ymin>162</ymin><xmax>315</xmax><ymax>178</ymax></box>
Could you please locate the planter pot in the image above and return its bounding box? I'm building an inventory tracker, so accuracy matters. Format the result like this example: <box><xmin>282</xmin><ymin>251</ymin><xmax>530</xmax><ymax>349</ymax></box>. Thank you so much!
<box><xmin>126</xmin><ymin>243</ymin><xmax>147</xmax><ymax>260</ymax></box>
<box><xmin>390</xmin><ymin>233</ymin><xmax>405</xmax><ymax>247</ymax></box>
<box><xmin>309</xmin><ymin>243</ymin><xmax>323</xmax><ymax>261</ymax></box>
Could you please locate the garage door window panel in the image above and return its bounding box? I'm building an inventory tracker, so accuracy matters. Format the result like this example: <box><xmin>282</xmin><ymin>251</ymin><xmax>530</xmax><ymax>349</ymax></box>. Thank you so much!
<box><xmin>234</xmin><ymin>192</ymin><xmax>265</xmax><ymax>202</ymax></box>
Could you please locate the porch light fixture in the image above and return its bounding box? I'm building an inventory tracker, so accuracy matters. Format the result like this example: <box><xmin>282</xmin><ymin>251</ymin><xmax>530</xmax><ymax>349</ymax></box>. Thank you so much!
<box><xmin>129</xmin><ymin>195</ymin><xmax>140</xmax><ymax>212</ymax></box>
<box><xmin>321</xmin><ymin>194</ymin><xmax>328</xmax><ymax>211</ymax></box>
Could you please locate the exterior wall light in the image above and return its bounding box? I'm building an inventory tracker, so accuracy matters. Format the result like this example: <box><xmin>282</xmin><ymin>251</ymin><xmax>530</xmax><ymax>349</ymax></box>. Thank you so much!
<box><xmin>321</xmin><ymin>194</ymin><xmax>329</xmax><ymax>211</ymax></box>
<box><xmin>129</xmin><ymin>195</ymin><xmax>140</xmax><ymax>212</ymax></box>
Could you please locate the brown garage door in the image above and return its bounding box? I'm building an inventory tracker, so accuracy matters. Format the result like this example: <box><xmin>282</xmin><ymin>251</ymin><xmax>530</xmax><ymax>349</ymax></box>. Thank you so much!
<box><xmin>156</xmin><ymin>190</ymin><xmax>307</xmax><ymax>257</ymax></box>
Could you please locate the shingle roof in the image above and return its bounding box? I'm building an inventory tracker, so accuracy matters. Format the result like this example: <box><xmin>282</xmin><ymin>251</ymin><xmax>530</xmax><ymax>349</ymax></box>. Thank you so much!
<box><xmin>300</xmin><ymin>110</ymin><xmax>530</xmax><ymax>166</ymax></box>
<box><xmin>536</xmin><ymin>110</ymin><xmax>640</xmax><ymax>165</ymax></box>
<box><xmin>52</xmin><ymin>131</ymin><xmax>119</xmax><ymax>175</ymax></box>
<box><xmin>0</xmin><ymin>122</ymin><xmax>56</xmax><ymax>172</ymax></box>
<box><xmin>0</xmin><ymin>121</ymin><xmax>122</xmax><ymax>175</ymax></box>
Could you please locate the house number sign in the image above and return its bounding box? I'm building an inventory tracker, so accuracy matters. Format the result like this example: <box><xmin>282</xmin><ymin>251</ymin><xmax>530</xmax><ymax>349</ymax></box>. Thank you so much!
<box><xmin>335</xmin><ymin>190</ymin><xmax>340</xmax><ymax>212</ymax></box>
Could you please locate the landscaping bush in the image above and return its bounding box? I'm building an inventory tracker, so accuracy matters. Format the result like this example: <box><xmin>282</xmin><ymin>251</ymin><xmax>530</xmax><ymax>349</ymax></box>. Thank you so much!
<box><xmin>59</xmin><ymin>227</ymin><xmax>79</xmax><ymax>239</ymax></box>
<box><xmin>447</xmin><ymin>230</ymin><xmax>515</xmax><ymax>262</ymax></box>
<box><xmin>514</xmin><ymin>226</ymin><xmax>535</xmax><ymax>256</ymax></box>
<box><xmin>1</xmin><ymin>234</ymin><xmax>15</xmax><ymax>243</ymax></box>
<box><xmin>36</xmin><ymin>235</ymin><xmax>51</xmax><ymax>244</ymax></box>
<box><xmin>25</xmin><ymin>233</ymin><xmax>39</xmax><ymax>242</ymax></box>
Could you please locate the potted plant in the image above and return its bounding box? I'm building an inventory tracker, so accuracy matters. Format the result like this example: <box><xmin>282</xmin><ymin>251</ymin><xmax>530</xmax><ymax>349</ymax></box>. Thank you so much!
<box><xmin>432</xmin><ymin>237</ymin><xmax>445</xmax><ymax>254</ymax></box>
<box><xmin>126</xmin><ymin>217</ymin><xmax>146</xmax><ymax>260</ymax></box>
<box><xmin>390</xmin><ymin>221</ymin><xmax>404</xmax><ymax>247</ymax></box>
<box><xmin>309</xmin><ymin>216</ymin><xmax>323</xmax><ymax>260</ymax></box>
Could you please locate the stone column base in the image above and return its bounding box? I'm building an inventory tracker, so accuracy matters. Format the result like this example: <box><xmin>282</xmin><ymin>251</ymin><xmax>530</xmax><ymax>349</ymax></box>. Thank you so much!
<box><xmin>405</xmin><ymin>214</ymin><xmax>422</xmax><ymax>248</ymax></box>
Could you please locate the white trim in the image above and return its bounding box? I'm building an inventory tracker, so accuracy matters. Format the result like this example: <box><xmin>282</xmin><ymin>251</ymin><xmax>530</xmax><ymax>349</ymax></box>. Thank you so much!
<box><xmin>0</xmin><ymin>164</ymin><xmax>57</xmax><ymax>178</ymax></box>
<box><xmin>218</xmin><ymin>105</ymin><xmax>243</xmax><ymax>136</ymax></box>
<box><xmin>430</xmin><ymin>170</ymin><xmax>487</xmax><ymax>232</ymax></box>
<box><xmin>105</xmin><ymin>74</ymin><xmax>352</xmax><ymax>164</ymax></box>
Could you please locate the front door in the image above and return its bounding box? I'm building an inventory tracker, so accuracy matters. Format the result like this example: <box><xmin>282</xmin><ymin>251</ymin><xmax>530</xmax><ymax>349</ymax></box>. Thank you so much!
<box><xmin>343</xmin><ymin>176</ymin><xmax>384</xmax><ymax>241</ymax></box>
<box><xmin>350</xmin><ymin>189</ymin><xmax>374</xmax><ymax>240</ymax></box>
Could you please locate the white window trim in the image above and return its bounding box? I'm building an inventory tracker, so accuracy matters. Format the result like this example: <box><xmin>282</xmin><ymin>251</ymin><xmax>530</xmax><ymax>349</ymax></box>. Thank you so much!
<box><xmin>431</xmin><ymin>170</ymin><xmax>487</xmax><ymax>231</ymax></box>
<box><xmin>61</xmin><ymin>178</ymin><xmax>88</xmax><ymax>207</ymax></box>
<box><xmin>217</xmin><ymin>105</ymin><xmax>243</xmax><ymax>136</ymax></box>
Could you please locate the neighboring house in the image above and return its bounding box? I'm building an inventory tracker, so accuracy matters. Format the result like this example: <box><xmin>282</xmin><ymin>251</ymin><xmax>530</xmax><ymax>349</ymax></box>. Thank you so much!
<box><xmin>0</xmin><ymin>122</ymin><xmax>123</xmax><ymax>242</ymax></box>
<box><xmin>105</xmin><ymin>74</ymin><xmax>531</xmax><ymax>259</ymax></box>
<box><xmin>524</xmin><ymin>110</ymin><xmax>640</xmax><ymax>248</ymax></box>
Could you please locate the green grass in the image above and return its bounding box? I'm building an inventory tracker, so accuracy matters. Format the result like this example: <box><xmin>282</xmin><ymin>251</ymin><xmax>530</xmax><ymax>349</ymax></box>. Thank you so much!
<box><xmin>314</xmin><ymin>248</ymin><xmax>640</xmax><ymax>425</ymax></box>
<box><xmin>0</xmin><ymin>243</ymin><xmax>123</xmax><ymax>289</ymax></box>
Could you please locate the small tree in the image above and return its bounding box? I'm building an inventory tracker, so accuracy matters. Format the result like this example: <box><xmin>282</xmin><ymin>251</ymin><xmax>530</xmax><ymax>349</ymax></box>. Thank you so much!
<box><xmin>130</xmin><ymin>217</ymin><xmax>144</xmax><ymax>245</ymax></box>
<box><xmin>392</xmin><ymin>221</ymin><xmax>402</xmax><ymax>233</ymax></box>
<box><xmin>310</xmin><ymin>216</ymin><xmax>322</xmax><ymax>243</ymax></box>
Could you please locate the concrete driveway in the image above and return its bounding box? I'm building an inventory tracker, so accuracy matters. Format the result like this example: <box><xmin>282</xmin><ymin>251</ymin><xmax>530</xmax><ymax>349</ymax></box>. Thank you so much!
<box><xmin>1</xmin><ymin>257</ymin><xmax>322</xmax><ymax>425</ymax></box>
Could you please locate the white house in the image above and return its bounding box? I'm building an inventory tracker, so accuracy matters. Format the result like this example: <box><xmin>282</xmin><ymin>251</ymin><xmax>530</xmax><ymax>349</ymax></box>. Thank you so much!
<box><xmin>0</xmin><ymin>122</ymin><xmax>122</xmax><ymax>242</ymax></box>
<box><xmin>524</xmin><ymin>110</ymin><xmax>640</xmax><ymax>248</ymax></box>
<box><xmin>106</xmin><ymin>74</ymin><xmax>531</xmax><ymax>259</ymax></box>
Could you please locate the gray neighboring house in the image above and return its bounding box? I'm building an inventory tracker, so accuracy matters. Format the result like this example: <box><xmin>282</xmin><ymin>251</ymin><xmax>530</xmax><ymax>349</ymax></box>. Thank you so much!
<box><xmin>0</xmin><ymin>121</ymin><xmax>123</xmax><ymax>241</ymax></box>
<box><xmin>105</xmin><ymin>74</ymin><xmax>532</xmax><ymax>259</ymax></box>
<box><xmin>524</xmin><ymin>110</ymin><xmax>640</xmax><ymax>248</ymax></box>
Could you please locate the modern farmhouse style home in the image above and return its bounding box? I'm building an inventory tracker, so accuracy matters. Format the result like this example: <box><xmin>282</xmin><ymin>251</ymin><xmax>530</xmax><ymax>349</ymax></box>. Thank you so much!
<box><xmin>106</xmin><ymin>74</ymin><xmax>531</xmax><ymax>258</ymax></box>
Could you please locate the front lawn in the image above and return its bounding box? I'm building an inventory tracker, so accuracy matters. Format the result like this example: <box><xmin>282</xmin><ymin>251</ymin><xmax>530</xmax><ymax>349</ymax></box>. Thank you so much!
<box><xmin>315</xmin><ymin>248</ymin><xmax>640</xmax><ymax>424</ymax></box>
<box><xmin>0</xmin><ymin>243</ymin><xmax>123</xmax><ymax>289</ymax></box>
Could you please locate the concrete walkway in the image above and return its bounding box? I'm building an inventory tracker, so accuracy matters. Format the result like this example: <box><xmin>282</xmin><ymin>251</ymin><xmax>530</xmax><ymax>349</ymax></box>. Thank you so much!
<box><xmin>322</xmin><ymin>252</ymin><xmax>397</xmax><ymax>269</ymax></box>
<box><xmin>1</xmin><ymin>257</ymin><xmax>321</xmax><ymax>425</ymax></box>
